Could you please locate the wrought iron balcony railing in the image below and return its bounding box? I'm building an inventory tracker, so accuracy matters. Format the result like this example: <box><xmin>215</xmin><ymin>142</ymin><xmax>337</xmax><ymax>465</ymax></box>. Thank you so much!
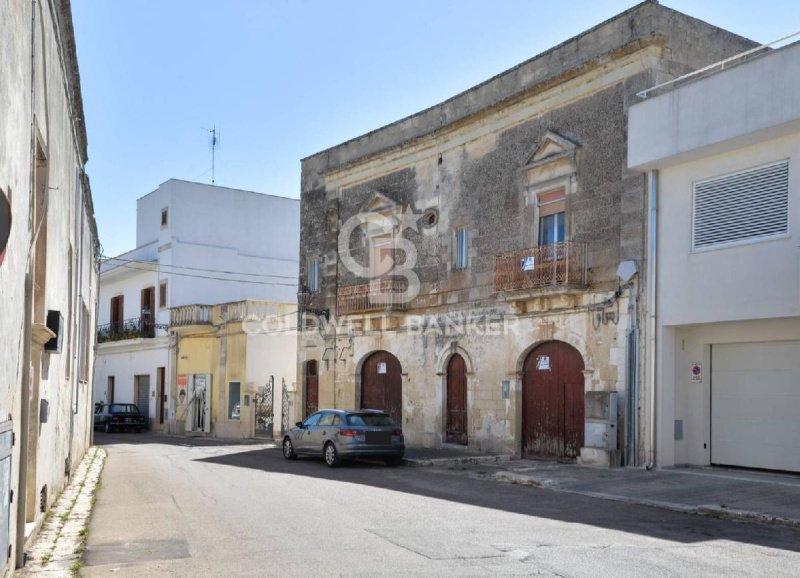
<box><xmin>337</xmin><ymin>279</ymin><xmax>409</xmax><ymax>316</ymax></box>
<box><xmin>97</xmin><ymin>317</ymin><xmax>163</xmax><ymax>343</ymax></box>
<box><xmin>493</xmin><ymin>241</ymin><xmax>587</xmax><ymax>293</ymax></box>
<box><xmin>170</xmin><ymin>304</ymin><xmax>213</xmax><ymax>327</ymax></box>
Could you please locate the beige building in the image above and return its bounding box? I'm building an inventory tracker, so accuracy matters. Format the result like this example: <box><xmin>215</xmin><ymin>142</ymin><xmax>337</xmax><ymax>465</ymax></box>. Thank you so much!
<box><xmin>629</xmin><ymin>38</ymin><xmax>800</xmax><ymax>471</ymax></box>
<box><xmin>168</xmin><ymin>301</ymin><xmax>297</xmax><ymax>439</ymax></box>
<box><xmin>0</xmin><ymin>0</ymin><xmax>99</xmax><ymax>572</ymax></box>
<box><xmin>297</xmin><ymin>2</ymin><xmax>755</xmax><ymax>465</ymax></box>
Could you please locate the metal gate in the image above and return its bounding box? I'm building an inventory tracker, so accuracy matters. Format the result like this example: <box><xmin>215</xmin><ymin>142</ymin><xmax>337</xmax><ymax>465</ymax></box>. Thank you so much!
<box><xmin>254</xmin><ymin>376</ymin><xmax>274</xmax><ymax>438</ymax></box>
<box><xmin>281</xmin><ymin>378</ymin><xmax>290</xmax><ymax>434</ymax></box>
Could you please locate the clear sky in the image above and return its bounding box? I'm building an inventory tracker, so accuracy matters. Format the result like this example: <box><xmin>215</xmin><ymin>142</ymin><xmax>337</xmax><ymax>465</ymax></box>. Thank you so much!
<box><xmin>71</xmin><ymin>0</ymin><xmax>800</xmax><ymax>257</ymax></box>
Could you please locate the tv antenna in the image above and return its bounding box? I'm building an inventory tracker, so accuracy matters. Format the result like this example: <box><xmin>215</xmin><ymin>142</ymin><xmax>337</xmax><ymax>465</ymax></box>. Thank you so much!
<box><xmin>204</xmin><ymin>126</ymin><xmax>220</xmax><ymax>184</ymax></box>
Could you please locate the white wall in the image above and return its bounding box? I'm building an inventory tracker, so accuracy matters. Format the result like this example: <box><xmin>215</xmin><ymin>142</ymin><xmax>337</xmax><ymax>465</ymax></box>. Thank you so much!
<box><xmin>629</xmin><ymin>41</ymin><xmax>800</xmax><ymax>171</ymax></box>
<box><xmin>0</xmin><ymin>1</ymin><xmax>98</xmax><ymax>569</ymax></box>
<box><xmin>657</xmin><ymin>133</ymin><xmax>800</xmax><ymax>326</ymax></box>
<box><xmin>93</xmin><ymin>340</ymin><xmax>169</xmax><ymax>420</ymax></box>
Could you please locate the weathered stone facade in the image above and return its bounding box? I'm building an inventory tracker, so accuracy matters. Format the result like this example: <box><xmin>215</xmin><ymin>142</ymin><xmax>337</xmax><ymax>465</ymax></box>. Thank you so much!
<box><xmin>297</xmin><ymin>2</ymin><xmax>755</xmax><ymax>463</ymax></box>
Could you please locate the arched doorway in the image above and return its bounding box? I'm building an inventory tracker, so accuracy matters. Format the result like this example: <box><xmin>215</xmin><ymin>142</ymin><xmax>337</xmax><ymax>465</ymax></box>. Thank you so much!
<box><xmin>446</xmin><ymin>354</ymin><xmax>468</xmax><ymax>445</ymax></box>
<box><xmin>522</xmin><ymin>341</ymin><xmax>585</xmax><ymax>458</ymax></box>
<box><xmin>304</xmin><ymin>360</ymin><xmax>318</xmax><ymax>418</ymax></box>
<box><xmin>361</xmin><ymin>351</ymin><xmax>402</xmax><ymax>424</ymax></box>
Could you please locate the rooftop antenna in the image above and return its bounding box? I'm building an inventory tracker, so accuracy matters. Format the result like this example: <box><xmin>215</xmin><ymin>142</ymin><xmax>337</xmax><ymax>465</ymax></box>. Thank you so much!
<box><xmin>204</xmin><ymin>126</ymin><xmax>220</xmax><ymax>184</ymax></box>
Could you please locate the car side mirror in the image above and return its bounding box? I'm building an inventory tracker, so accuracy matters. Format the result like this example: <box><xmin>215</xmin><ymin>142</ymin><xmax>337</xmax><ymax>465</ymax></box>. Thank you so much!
<box><xmin>295</xmin><ymin>421</ymin><xmax>305</xmax><ymax>428</ymax></box>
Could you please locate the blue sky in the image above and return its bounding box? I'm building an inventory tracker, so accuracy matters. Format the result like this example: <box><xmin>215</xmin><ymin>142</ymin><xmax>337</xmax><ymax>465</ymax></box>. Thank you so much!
<box><xmin>71</xmin><ymin>1</ymin><xmax>800</xmax><ymax>257</ymax></box>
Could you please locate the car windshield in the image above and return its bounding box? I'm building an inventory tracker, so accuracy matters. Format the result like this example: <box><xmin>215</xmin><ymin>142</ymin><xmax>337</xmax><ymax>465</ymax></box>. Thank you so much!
<box><xmin>109</xmin><ymin>404</ymin><xmax>139</xmax><ymax>414</ymax></box>
<box><xmin>346</xmin><ymin>414</ymin><xmax>396</xmax><ymax>426</ymax></box>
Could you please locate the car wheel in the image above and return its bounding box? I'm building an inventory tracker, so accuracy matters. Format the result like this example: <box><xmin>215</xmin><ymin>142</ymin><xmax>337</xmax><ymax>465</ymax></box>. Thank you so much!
<box><xmin>282</xmin><ymin>438</ymin><xmax>297</xmax><ymax>460</ymax></box>
<box><xmin>384</xmin><ymin>456</ymin><xmax>403</xmax><ymax>467</ymax></box>
<box><xmin>104</xmin><ymin>422</ymin><xmax>112</xmax><ymax>434</ymax></box>
<box><xmin>323</xmin><ymin>442</ymin><xmax>341</xmax><ymax>468</ymax></box>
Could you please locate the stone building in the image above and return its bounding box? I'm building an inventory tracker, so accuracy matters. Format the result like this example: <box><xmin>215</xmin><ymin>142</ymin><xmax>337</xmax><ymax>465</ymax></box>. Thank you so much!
<box><xmin>297</xmin><ymin>1</ymin><xmax>755</xmax><ymax>465</ymax></box>
<box><xmin>0</xmin><ymin>0</ymin><xmax>99</xmax><ymax>571</ymax></box>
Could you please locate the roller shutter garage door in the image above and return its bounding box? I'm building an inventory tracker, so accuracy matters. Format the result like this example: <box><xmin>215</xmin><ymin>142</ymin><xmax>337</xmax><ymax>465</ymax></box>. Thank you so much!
<box><xmin>711</xmin><ymin>341</ymin><xmax>800</xmax><ymax>472</ymax></box>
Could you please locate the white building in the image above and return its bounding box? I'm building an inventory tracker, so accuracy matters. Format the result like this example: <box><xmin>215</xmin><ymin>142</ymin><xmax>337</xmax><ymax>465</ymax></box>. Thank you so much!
<box><xmin>629</xmin><ymin>40</ymin><xmax>800</xmax><ymax>472</ymax></box>
<box><xmin>94</xmin><ymin>179</ymin><xmax>299</xmax><ymax>432</ymax></box>
<box><xmin>0</xmin><ymin>0</ymin><xmax>99</xmax><ymax>570</ymax></box>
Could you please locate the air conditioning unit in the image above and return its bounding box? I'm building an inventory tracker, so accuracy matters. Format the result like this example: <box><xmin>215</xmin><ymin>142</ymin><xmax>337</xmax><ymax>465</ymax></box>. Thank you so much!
<box><xmin>44</xmin><ymin>310</ymin><xmax>63</xmax><ymax>353</ymax></box>
<box><xmin>584</xmin><ymin>391</ymin><xmax>618</xmax><ymax>450</ymax></box>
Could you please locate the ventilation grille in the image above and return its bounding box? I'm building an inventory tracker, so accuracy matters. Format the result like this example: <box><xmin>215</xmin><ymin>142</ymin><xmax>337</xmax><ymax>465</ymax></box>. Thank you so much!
<box><xmin>693</xmin><ymin>161</ymin><xmax>789</xmax><ymax>250</ymax></box>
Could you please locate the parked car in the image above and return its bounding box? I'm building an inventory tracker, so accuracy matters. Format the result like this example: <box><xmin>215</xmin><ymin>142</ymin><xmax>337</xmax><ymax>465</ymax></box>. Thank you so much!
<box><xmin>94</xmin><ymin>403</ymin><xmax>147</xmax><ymax>433</ymax></box>
<box><xmin>282</xmin><ymin>409</ymin><xmax>404</xmax><ymax>467</ymax></box>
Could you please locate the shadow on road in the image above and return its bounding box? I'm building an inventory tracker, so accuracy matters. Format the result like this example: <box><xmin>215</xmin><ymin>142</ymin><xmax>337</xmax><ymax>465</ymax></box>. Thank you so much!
<box><xmin>94</xmin><ymin>432</ymin><xmax>800</xmax><ymax>553</ymax></box>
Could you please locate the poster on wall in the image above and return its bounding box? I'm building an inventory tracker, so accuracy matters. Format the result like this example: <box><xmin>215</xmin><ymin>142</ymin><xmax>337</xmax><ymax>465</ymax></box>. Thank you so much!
<box><xmin>177</xmin><ymin>374</ymin><xmax>188</xmax><ymax>404</ymax></box>
<box><xmin>690</xmin><ymin>362</ymin><xmax>702</xmax><ymax>383</ymax></box>
<box><xmin>377</xmin><ymin>362</ymin><xmax>387</xmax><ymax>374</ymax></box>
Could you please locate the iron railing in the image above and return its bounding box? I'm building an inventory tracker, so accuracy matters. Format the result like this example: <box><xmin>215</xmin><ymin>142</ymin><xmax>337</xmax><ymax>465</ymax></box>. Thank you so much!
<box><xmin>336</xmin><ymin>279</ymin><xmax>409</xmax><ymax>316</ymax></box>
<box><xmin>97</xmin><ymin>317</ymin><xmax>163</xmax><ymax>343</ymax></box>
<box><xmin>493</xmin><ymin>241</ymin><xmax>587</xmax><ymax>293</ymax></box>
<box><xmin>170</xmin><ymin>304</ymin><xmax>213</xmax><ymax>327</ymax></box>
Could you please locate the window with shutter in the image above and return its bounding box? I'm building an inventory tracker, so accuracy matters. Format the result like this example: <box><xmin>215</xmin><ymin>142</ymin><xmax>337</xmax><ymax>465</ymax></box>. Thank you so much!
<box><xmin>693</xmin><ymin>161</ymin><xmax>789</xmax><ymax>251</ymax></box>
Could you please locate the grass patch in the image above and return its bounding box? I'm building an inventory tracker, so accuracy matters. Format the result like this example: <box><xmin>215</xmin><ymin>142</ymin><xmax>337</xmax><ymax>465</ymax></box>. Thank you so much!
<box><xmin>70</xmin><ymin>560</ymin><xmax>84</xmax><ymax>576</ymax></box>
<box><xmin>41</xmin><ymin>552</ymin><xmax>51</xmax><ymax>565</ymax></box>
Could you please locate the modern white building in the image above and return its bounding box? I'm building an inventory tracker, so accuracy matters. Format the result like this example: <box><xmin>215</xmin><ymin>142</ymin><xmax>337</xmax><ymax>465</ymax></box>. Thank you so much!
<box><xmin>94</xmin><ymin>179</ymin><xmax>299</xmax><ymax>432</ymax></box>
<box><xmin>629</xmin><ymin>40</ymin><xmax>800</xmax><ymax>472</ymax></box>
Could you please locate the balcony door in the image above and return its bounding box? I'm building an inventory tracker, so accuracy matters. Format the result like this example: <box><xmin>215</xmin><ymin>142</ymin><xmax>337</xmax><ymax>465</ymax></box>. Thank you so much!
<box><xmin>110</xmin><ymin>295</ymin><xmax>124</xmax><ymax>332</ymax></box>
<box><xmin>140</xmin><ymin>286</ymin><xmax>155</xmax><ymax>336</ymax></box>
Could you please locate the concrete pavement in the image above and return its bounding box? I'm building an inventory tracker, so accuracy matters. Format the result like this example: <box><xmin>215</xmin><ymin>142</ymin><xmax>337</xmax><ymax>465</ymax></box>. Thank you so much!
<box><xmin>81</xmin><ymin>432</ymin><xmax>800</xmax><ymax>577</ymax></box>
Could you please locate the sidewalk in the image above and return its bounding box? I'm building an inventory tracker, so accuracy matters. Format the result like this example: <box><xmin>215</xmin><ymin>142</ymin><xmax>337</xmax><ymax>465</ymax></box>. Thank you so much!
<box><xmin>489</xmin><ymin>459</ymin><xmax>800</xmax><ymax>526</ymax></box>
<box><xmin>17</xmin><ymin>447</ymin><xmax>106</xmax><ymax>577</ymax></box>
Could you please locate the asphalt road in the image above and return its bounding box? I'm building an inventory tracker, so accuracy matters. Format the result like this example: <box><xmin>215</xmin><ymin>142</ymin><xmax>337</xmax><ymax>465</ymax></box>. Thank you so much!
<box><xmin>84</xmin><ymin>432</ymin><xmax>800</xmax><ymax>577</ymax></box>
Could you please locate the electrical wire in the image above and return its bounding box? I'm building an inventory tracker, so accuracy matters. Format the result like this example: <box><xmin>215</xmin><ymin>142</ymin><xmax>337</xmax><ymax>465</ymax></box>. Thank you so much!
<box><xmin>100</xmin><ymin>254</ymin><xmax>297</xmax><ymax>279</ymax></box>
<box><xmin>110</xmin><ymin>261</ymin><xmax>297</xmax><ymax>287</ymax></box>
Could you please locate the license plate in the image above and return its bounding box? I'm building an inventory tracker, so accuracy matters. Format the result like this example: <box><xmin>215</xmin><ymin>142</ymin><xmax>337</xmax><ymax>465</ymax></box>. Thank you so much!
<box><xmin>365</xmin><ymin>431</ymin><xmax>391</xmax><ymax>444</ymax></box>
<box><xmin>125</xmin><ymin>418</ymin><xmax>131</xmax><ymax>423</ymax></box>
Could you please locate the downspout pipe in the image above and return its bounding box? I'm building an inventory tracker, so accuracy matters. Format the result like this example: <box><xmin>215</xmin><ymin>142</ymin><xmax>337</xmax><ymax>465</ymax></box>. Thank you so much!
<box><xmin>645</xmin><ymin>169</ymin><xmax>658</xmax><ymax>469</ymax></box>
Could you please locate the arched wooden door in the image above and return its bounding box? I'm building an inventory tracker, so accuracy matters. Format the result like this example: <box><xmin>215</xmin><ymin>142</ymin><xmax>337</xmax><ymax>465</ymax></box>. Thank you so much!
<box><xmin>304</xmin><ymin>360</ymin><xmax>318</xmax><ymax>418</ymax></box>
<box><xmin>446</xmin><ymin>354</ymin><xmax>468</xmax><ymax>445</ymax></box>
<box><xmin>361</xmin><ymin>351</ymin><xmax>402</xmax><ymax>424</ymax></box>
<box><xmin>522</xmin><ymin>341</ymin><xmax>585</xmax><ymax>458</ymax></box>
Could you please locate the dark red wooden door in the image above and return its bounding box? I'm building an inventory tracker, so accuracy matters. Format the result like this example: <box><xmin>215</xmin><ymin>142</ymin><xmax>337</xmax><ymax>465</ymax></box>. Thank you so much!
<box><xmin>305</xmin><ymin>360</ymin><xmax>318</xmax><ymax>418</ymax></box>
<box><xmin>446</xmin><ymin>354</ymin><xmax>468</xmax><ymax>445</ymax></box>
<box><xmin>522</xmin><ymin>341</ymin><xmax>585</xmax><ymax>458</ymax></box>
<box><xmin>361</xmin><ymin>351</ymin><xmax>402</xmax><ymax>424</ymax></box>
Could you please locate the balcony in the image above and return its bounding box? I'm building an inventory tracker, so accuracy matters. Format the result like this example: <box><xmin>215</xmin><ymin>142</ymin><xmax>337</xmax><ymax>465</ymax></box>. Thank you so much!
<box><xmin>170</xmin><ymin>304</ymin><xmax>212</xmax><ymax>327</ymax></box>
<box><xmin>493</xmin><ymin>241</ymin><xmax>587</xmax><ymax>294</ymax></box>
<box><xmin>97</xmin><ymin>317</ymin><xmax>159</xmax><ymax>343</ymax></box>
<box><xmin>337</xmin><ymin>279</ymin><xmax>409</xmax><ymax>316</ymax></box>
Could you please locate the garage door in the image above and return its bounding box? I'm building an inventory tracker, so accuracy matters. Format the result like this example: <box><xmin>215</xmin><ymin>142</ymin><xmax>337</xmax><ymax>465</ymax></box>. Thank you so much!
<box><xmin>712</xmin><ymin>341</ymin><xmax>800</xmax><ymax>472</ymax></box>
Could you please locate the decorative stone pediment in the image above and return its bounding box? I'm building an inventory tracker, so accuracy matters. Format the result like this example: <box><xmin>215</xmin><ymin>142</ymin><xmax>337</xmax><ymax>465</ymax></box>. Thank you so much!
<box><xmin>522</xmin><ymin>131</ymin><xmax>579</xmax><ymax>188</ymax></box>
<box><xmin>362</xmin><ymin>192</ymin><xmax>398</xmax><ymax>214</ymax></box>
<box><xmin>523</xmin><ymin>131</ymin><xmax>578</xmax><ymax>168</ymax></box>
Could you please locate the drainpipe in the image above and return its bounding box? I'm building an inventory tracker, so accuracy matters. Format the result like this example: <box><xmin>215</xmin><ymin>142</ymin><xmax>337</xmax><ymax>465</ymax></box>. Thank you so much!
<box><xmin>15</xmin><ymin>0</ymin><xmax>38</xmax><ymax>567</ymax></box>
<box><xmin>645</xmin><ymin>170</ymin><xmax>658</xmax><ymax>469</ymax></box>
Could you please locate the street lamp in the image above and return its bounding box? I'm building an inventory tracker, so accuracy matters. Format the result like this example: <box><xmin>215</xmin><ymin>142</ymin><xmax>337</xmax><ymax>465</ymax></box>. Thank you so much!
<box><xmin>297</xmin><ymin>284</ymin><xmax>329</xmax><ymax>321</ymax></box>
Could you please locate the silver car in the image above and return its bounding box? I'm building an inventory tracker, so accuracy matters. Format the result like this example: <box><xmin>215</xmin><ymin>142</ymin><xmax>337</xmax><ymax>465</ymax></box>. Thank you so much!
<box><xmin>282</xmin><ymin>409</ymin><xmax>405</xmax><ymax>467</ymax></box>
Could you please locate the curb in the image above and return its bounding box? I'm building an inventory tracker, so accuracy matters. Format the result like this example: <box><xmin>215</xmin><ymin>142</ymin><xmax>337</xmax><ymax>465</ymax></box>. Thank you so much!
<box><xmin>405</xmin><ymin>454</ymin><xmax>512</xmax><ymax>468</ymax></box>
<box><xmin>494</xmin><ymin>470</ymin><xmax>800</xmax><ymax>528</ymax></box>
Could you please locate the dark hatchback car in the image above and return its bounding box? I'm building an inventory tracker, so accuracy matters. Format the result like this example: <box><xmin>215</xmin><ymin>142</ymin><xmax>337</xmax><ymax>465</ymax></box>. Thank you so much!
<box><xmin>282</xmin><ymin>409</ymin><xmax>404</xmax><ymax>467</ymax></box>
<box><xmin>94</xmin><ymin>403</ymin><xmax>147</xmax><ymax>433</ymax></box>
